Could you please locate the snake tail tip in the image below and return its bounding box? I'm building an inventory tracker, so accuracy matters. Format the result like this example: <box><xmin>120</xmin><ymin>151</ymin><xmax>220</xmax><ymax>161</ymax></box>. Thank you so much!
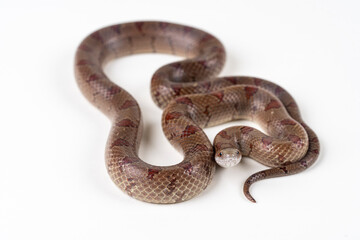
<box><xmin>244</xmin><ymin>188</ymin><xmax>257</xmax><ymax>203</ymax></box>
<box><xmin>246</xmin><ymin>195</ymin><xmax>257</xmax><ymax>203</ymax></box>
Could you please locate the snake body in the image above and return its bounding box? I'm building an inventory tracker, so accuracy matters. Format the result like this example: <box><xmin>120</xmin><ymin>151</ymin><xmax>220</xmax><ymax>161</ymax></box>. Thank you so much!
<box><xmin>75</xmin><ymin>21</ymin><xmax>319</xmax><ymax>203</ymax></box>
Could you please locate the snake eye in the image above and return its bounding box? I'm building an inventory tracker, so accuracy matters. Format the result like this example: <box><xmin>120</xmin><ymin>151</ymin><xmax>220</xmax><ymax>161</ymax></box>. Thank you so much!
<box><xmin>236</xmin><ymin>151</ymin><xmax>240</xmax><ymax>155</ymax></box>
<box><xmin>219</xmin><ymin>152</ymin><xmax>222</xmax><ymax>157</ymax></box>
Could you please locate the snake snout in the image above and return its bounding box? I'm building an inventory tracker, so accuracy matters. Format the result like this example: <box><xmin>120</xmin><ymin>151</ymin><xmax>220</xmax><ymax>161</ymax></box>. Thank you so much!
<box><xmin>215</xmin><ymin>148</ymin><xmax>242</xmax><ymax>168</ymax></box>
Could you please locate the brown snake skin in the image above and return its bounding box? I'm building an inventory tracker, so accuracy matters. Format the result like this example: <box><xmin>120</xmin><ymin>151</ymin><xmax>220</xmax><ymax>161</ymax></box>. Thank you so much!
<box><xmin>74</xmin><ymin>21</ymin><xmax>320</xmax><ymax>203</ymax></box>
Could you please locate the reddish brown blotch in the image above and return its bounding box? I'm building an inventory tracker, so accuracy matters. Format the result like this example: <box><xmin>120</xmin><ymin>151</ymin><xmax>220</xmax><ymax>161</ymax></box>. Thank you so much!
<box><xmin>248</xmin><ymin>143</ymin><xmax>254</xmax><ymax>155</ymax></box>
<box><xmin>182</xmin><ymin>162</ymin><xmax>193</xmax><ymax>175</ymax></box>
<box><xmin>186</xmin><ymin>144</ymin><xmax>210</xmax><ymax>155</ymax></box>
<box><xmin>175</xmin><ymin>97</ymin><xmax>193</xmax><ymax>106</ymax></box>
<box><xmin>288</xmin><ymin>134</ymin><xmax>302</xmax><ymax>145</ymax></box>
<box><xmin>119</xmin><ymin>100</ymin><xmax>137</xmax><ymax>110</ymax></box>
<box><xmin>214</xmin><ymin>142</ymin><xmax>224</xmax><ymax>150</ymax></box>
<box><xmin>300</xmin><ymin>159</ymin><xmax>308</xmax><ymax>168</ymax></box>
<box><xmin>218</xmin><ymin>130</ymin><xmax>231</xmax><ymax>139</ymax></box>
<box><xmin>106</xmin><ymin>86</ymin><xmax>121</xmax><ymax>96</ymax></box>
<box><xmin>110</xmin><ymin>138</ymin><xmax>130</xmax><ymax>148</ymax></box>
<box><xmin>203</xmin><ymin>105</ymin><xmax>210</xmax><ymax>116</ymax></box>
<box><xmin>116</xmin><ymin>119</ymin><xmax>138</xmax><ymax>128</ymax></box>
<box><xmin>310</xmin><ymin>137</ymin><xmax>319</xmax><ymax>143</ymax></box>
<box><xmin>77</xmin><ymin>59</ymin><xmax>91</xmax><ymax>66</ymax></box>
<box><xmin>78</xmin><ymin>43</ymin><xmax>92</xmax><ymax>52</ymax></box>
<box><xmin>225</xmin><ymin>77</ymin><xmax>237</xmax><ymax>85</ymax></box>
<box><xmin>164</xmin><ymin>111</ymin><xmax>183</xmax><ymax>124</ymax></box>
<box><xmin>86</xmin><ymin>73</ymin><xmax>100</xmax><ymax>83</ymax></box>
<box><xmin>244</xmin><ymin>86</ymin><xmax>258</xmax><ymax>100</ymax></box>
<box><xmin>110</xmin><ymin>25</ymin><xmax>121</xmax><ymax>34</ymax></box>
<box><xmin>275</xmin><ymin>86</ymin><xmax>284</xmax><ymax>96</ymax></box>
<box><xmin>171</xmin><ymin>84</ymin><xmax>182</xmax><ymax>96</ymax></box>
<box><xmin>286</xmin><ymin>101</ymin><xmax>298</xmax><ymax>108</ymax></box>
<box><xmin>254</xmin><ymin>78</ymin><xmax>262</xmax><ymax>86</ymax></box>
<box><xmin>198</xmin><ymin>81</ymin><xmax>211</xmax><ymax>92</ymax></box>
<box><xmin>261</xmin><ymin>136</ymin><xmax>273</xmax><ymax>149</ymax></box>
<box><xmin>90</xmin><ymin>31</ymin><xmax>104</xmax><ymax>44</ymax></box>
<box><xmin>180</xmin><ymin>125</ymin><xmax>201</xmax><ymax>138</ymax></box>
<box><xmin>171</xmin><ymin>62</ymin><xmax>182</xmax><ymax>70</ymax></box>
<box><xmin>159</xmin><ymin>22</ymin><xmax>169</xmax><ymax>30</ymax></box>
<box><xmin>135</xmin><ymin>22</ymin><xmax>144</xmax><ymax>33</ymax></box>
<box><xmin>280</xmin><ymin>119</ymin><xmax>296</xmax><ymax>126</ymax></box>
<box><xmin>147</xmin><ymin>169</ymin><xmax>160</xmax><ymax>180</ymax></box>
<box><xmin>241</xmin><ymin>126</ymin><xmax>254</xmax><ymax>135</ymax></box>
<box><xmin>165</xmin><ymin>177</ymin><xmax>177</xmax><ymax>195</ymax></box>
<box><xmin>311</xmin><ymin>149</ymin><xmax>319</xmax><ymax>154</ymax></box>
<box><xmin>265</xmin><ymin>99</ymin><xmax>281</xmax><ymax>111</ymax></box>
<box><xmin>183</xmin><ymin>26</ymin><xmax>193</xmax><ymax>34</ymax></box>
<box><xmin>211</xmin><ymin>91</ymin><xmax>224</xmax><ymax>102</ymax></box>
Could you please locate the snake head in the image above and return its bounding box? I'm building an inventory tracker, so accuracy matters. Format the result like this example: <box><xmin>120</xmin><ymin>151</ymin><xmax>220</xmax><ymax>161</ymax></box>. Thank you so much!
<box><xmin>215</xmin><ymin>148</ymin><xmax>242</xmax><ymax>168</ymax></box>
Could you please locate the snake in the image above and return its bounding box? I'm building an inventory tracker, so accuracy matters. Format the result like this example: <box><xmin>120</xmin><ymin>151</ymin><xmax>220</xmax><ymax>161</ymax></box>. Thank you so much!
<box><xmin>74</xmin><ymin>21</ymin><xmax>320</xmax><ymax>203</ymax></box>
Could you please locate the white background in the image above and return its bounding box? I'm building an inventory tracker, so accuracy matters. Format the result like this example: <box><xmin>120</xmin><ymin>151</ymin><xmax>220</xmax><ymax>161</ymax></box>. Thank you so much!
<box><xmin>1</xmin><ymin>0</ymin><xmax>359</xmax><ymax>239</ymax></box>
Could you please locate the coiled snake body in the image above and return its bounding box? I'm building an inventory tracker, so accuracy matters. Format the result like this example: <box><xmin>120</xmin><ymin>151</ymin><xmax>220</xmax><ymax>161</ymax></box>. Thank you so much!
<box><xmin>75</xmin><ymin>21</ymin><xmax>319</xmax><ymax>203</ymax></box>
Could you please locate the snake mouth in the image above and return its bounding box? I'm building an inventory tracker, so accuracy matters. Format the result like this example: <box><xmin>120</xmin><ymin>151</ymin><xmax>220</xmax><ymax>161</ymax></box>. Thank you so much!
<box><xmin>215</xmin><ymin>148</ymin><xmax>242</xmax><ymax>168</ymax></box>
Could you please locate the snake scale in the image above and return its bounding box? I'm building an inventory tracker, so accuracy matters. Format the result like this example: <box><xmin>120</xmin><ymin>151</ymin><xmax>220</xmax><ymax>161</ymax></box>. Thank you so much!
<box><xmin>74</xmin><ymin>21</ymin><xmax>320</xmax><ymax>203</ymax></box>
